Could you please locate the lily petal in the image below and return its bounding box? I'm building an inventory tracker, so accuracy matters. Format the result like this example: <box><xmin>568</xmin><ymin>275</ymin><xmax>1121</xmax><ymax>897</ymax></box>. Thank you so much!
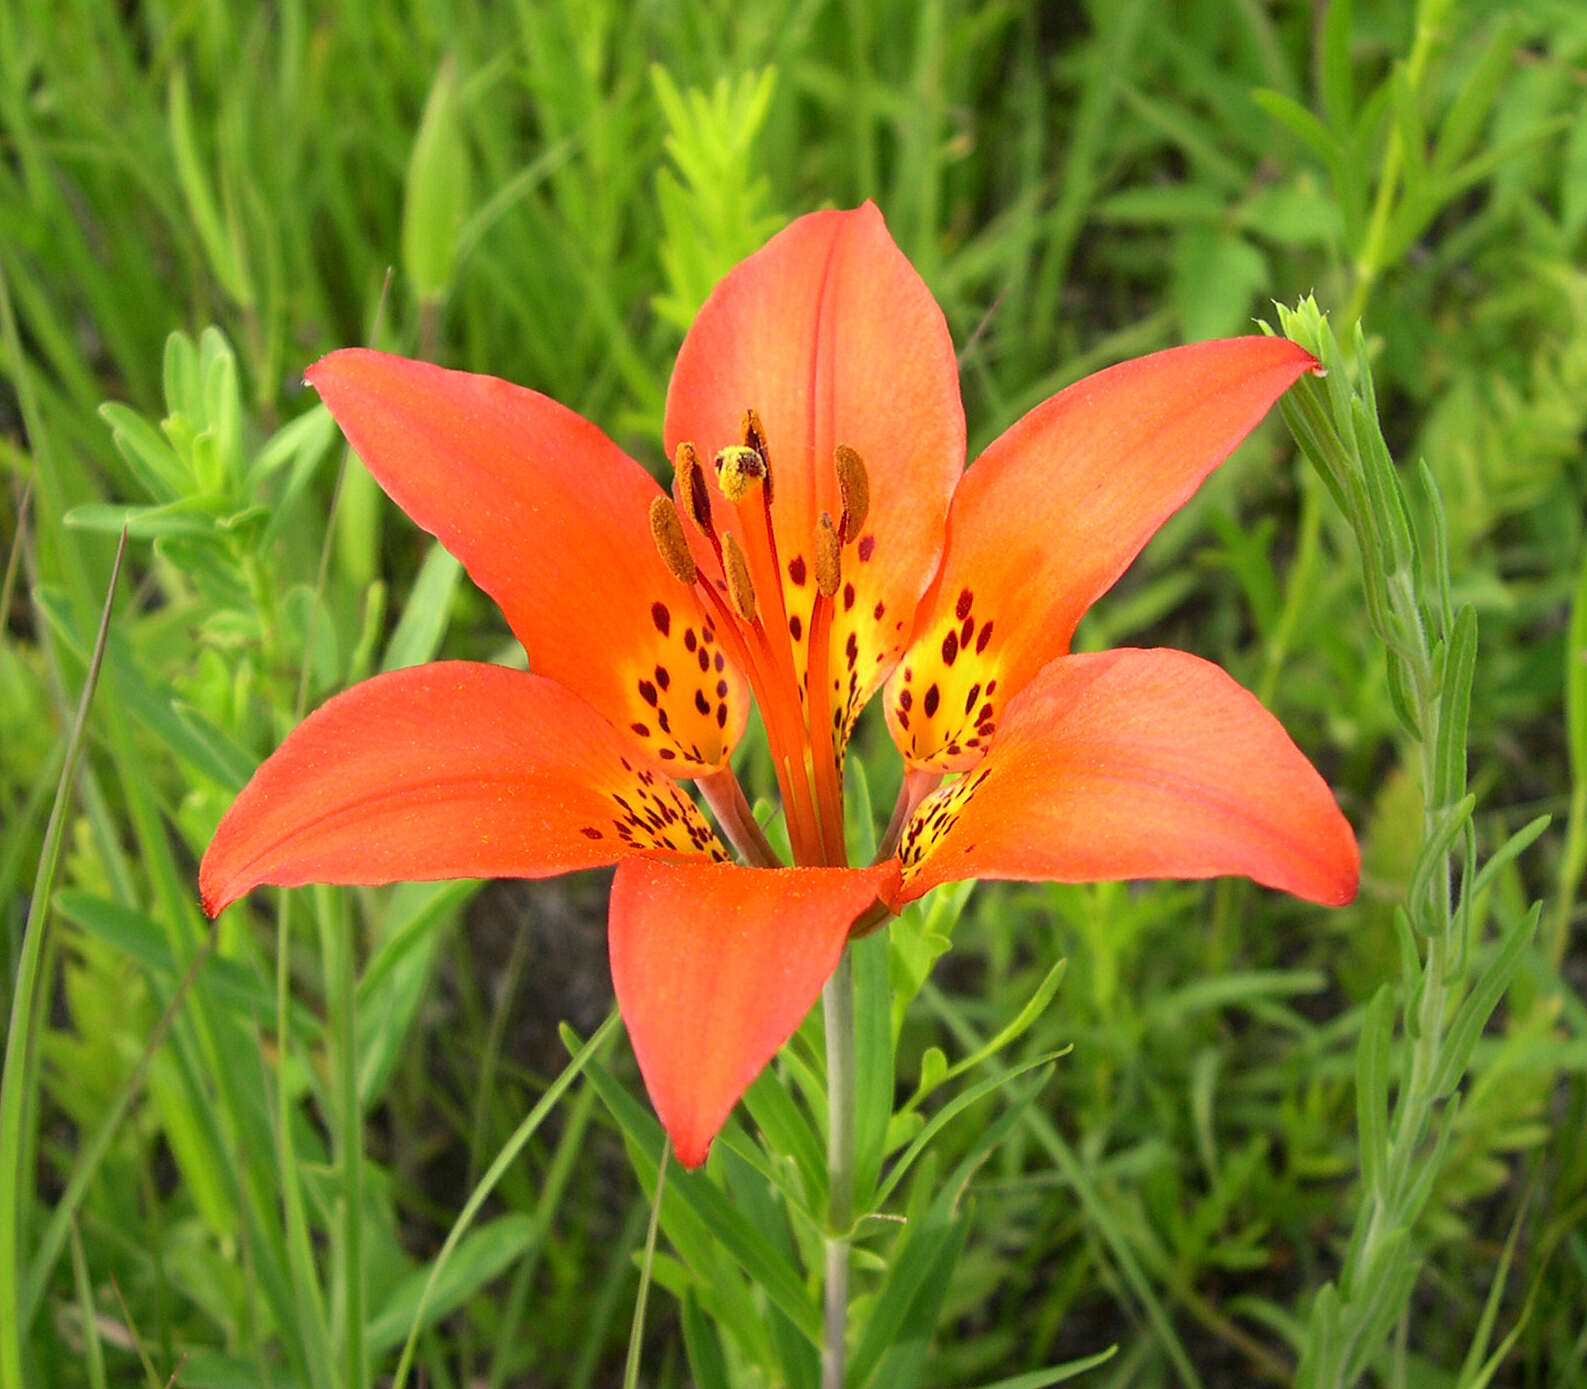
<box><xmin>895</xmin><ymin>648</ymin><xmax>1357</xmax><ymax>907</ymax></box>
<box><xmin>307</xmin><ymin>350</ymin><xmax>748</xmax><ymax>774</ymax></box>
<box><xmin>665</xmin><ymin>203</ymin><xmax>965</xmax><ymax>742</ymax></box>
<box><xmin>885</xmin><ymin>338</ymin><xmax>1316</xmax><ymax>770</ymax></box>
<box><xmin>609</xmin><ymin>856</ymin><xmax>901</xmax><ymax>1167</ymax></box>
<box><xmin>200</xmin><ymin>663</ymin><xmax>727</xmax><ymax>916</ymax></box>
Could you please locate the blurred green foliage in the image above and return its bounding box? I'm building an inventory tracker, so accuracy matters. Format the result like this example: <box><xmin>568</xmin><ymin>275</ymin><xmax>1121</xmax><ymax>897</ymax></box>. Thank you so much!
<box><xmin>2</xmin><ymin>0</ymin><xmax>1585</xmax><ymax>1385</ymax></box>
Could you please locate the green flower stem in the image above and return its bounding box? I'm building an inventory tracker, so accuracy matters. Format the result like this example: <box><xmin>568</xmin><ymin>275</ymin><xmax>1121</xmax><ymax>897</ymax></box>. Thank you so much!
<box><xmin>1279</xmin><ymin>300</ymin><xmax>1482</xmax><ymax>1388</ymax></box>
<box><xmin>822</xmin><ymin>948</ymin><xmax>856</xmax><ymax>1389</ymax></box>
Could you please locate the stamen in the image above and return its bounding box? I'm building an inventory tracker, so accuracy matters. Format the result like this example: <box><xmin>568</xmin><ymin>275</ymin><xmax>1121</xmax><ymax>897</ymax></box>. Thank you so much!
<box><xmin>741</xmin><ymin>407</ymin><xmax>773</xmax><ymax>502</ymax></box>
<box><xmin>674</xmin><ymin>442</ymin><xmax>716</xmax><ymax>538</ymax></box>
<box><xmin>834</xmin><ymin>445</ymin><xmax>869</xmax><ymax>541</ymax></box>
<box><xmin>714</xmin><ymin>445</ymin><xmax>766</xmax><ymax>503</ymax></box>
<box><xmin>648</xmin><ymin>496</ymin><xmax>697</xmax><ymax>585</ymax></box>
<box><xmin>722</xmin><ymin>532</ymin><xmax>757</xmax><ymax>621</ymax></box>
<box><xmin>814</xmin><ymin>511</ymin><xmax>841</xmax><ymax>598</ymax></box>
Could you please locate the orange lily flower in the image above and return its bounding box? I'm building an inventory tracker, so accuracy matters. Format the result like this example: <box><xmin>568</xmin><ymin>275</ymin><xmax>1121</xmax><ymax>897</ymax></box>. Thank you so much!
<box><xmin>201</xmin><ymin>204</ymin><xmax>1357</xmax><ymax>1168</ymax></box>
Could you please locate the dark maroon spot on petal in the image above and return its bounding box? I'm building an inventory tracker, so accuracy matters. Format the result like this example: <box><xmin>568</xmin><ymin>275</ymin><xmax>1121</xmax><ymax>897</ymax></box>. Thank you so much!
<box><xmin>658</xmin><ymin>709</ymin><xmax>672</xmax><ymax>733</ymax></box>
<box><xmin>857</xmin><ymin>534</ymin><xmax>875</xmax><ymax>561</ymax></box>
<box><xmin>581</xmin><ymin>826</ymin><xmax>604</xmax><ymax>839</ymax></box>
<box><xmin>684</xmin><ymin>629</ymin><xmax>697</xmax><ymax>651</ymax></box>
<box><xmin>903</xmin><ymin>667</ymin><xmax>913</xmax><ymax>682</ymax></box>
<box><xmin>789</xmin><ymin>614</ymin><xmax>803</xmax><ymax>641</ymax></box>
<box><xmin>843</xmin><ymin>582</ymin><xmax>855</xmax><ymax>612</ymax></box>
<box><xmin>655</xmin><ymin>665</ymin><xmax>671</xmax><ymax>690</ymax></box>
<box><xmin>964</xmin><ymin>683</ymin><xmax>981</xmax><ymax>714</ymax></box>
<box><xmin>960</xmin><ymin>616</ymin><xmax>974</xmax><ymax>646</ymax></box>
<box><xmin>638</xmin><ymin>679</ymin><xmax>658</xmax><ymax>706</ymax></box>
<box><xmin>845</xmin><ymin>632</ymin><xmax>858</xmax><ymax>667</ymax></box>
<box><xmin>897</xmin><ymin>709</ymin><xmax>910</xmax><ymax>729</ymax></box>
<box><xmin>788</xmin><ymin>555</ymin><xmax>806</xmax><ymax>585</ymax></box>
<box><xmin>694</xmin><ymin>689</ymin><xmax>710</xmax><ymax>715</ymax></box>
<box><xmin>716</xmin><ymin>703</ymin><xmax>727</xmax><ymax>727</ymax></box>
<box><xmin>873</xmin><ymin>600</ymin><xmax>885</xmax><ymax>620</ymax></box>
<box><xmin>956</xmin><ymin>589</ymin><xmax>973</xmax><ymax>621</ymax></box>
<box><xmin>714</xmin><ymin>651</ymin><xmax>725</xmax><ymax>671</ymax></box>
<box><xmin>651</xmin><ymin>603</ymin><xmax>671</xmax><ymax>636</ymax></box>
<box><xmin>630</xmin><ymin>722</ymin><xmax>651</xmax><ymax>737</ymax></box>
<box><xmin>941</xmin><ymin>630</ymin><xmax>959</xmax><ymax>665</ymax></box>
<box><xmin>985</xmin><ymin>679</ymin><xmax>998</xmax><ymax>695</ymax></box>
<box><xmin>702</xmin><ymin>626</ymin><xmax>715</xmax><ymax>644</ymax></box>
<box><xmin>716</xmin><ymin>678</ymin><xmax>729</xmax><ymax>698</ymax></box>
<box><xmin>975</xmin><ymin>621</ymin><xmax>993</xmax><ymax>654</ymax></box>
<box><xmin>697</xmin><ymin>648</ymin><xmax>710</xmax><ymax>671</ymax></box>
<box><xmin>899</xmin><ymin>689</ymin><xmax>913</xmax><ymax>711</ymax></box>
<box><xmin>659</xmin><ymin>748</ymin><xmax>677</xmax><ymax>760</ymax></box>
<box><xmin>924</xmin><ymin>684</ymin><xmax>940</xmax><ymax>718</ymax></box>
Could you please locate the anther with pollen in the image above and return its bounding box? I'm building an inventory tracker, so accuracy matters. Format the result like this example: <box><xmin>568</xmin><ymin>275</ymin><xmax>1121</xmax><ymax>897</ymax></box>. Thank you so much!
<box><xmin>722</xmin><ymin>533</ymin><xmax>758</xmax><ymax>622</ymax></box>
<box><xmin>649</xmin><ymin>496</ymin><xmax>697</xmax><ymax>585</ymax></box>
<box><xmin>741</xmin><ymin>407</ymin><xmax>773</xmax><ymax>501</ymax></box>
<box><xmin>674</xmin><ymin>441</ymin><xmax>716</xmax><ymax>539</ymax></box>
<box><xmin>833</xmin><ymin>445</ymin><xmax>869</xmax><ymax>540</ymax></box>
<box><xmin>814</xmin><ymin>512</ymin><xmax>842</xmax><ymax>598</ymax></box>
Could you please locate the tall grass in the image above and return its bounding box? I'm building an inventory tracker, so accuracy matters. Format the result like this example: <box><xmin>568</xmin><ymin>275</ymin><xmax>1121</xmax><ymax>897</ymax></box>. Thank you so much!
<box><xmin>3</xmin><ymin>0</ymin><xmax>1585</xmax><ymax>1384</ymax></box>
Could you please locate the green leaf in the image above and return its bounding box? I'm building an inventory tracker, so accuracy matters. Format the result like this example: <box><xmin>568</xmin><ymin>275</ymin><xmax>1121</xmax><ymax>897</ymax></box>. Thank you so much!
<box><xmin>1430</xmin><ymin>904</ymin><xmax>1540</xmax><ymax>1100</ymax></box>
<box><xmin>166</xmin><ymin>71</ymin><xmax>252</xmax><ymax>306</ymax></box>
<box><xmin>968</xmin><ymin>1346</ymin><xmax>1120</xmax><ymax>1388</ymax></box>
<box><xmin>1429</xmin><ymin>21</ymin><xmax>1521</xmax><ymax>182</ymax></box>
<box><xmin>1253</xmin><ymin>89</ymin><xmax>1342</xmax><ymax>167</ymax></box>
<box><xmin>740</xmin><ymin>1067</ymin><xmax>824</xmax><ymax>1203</ymax></box>
<box><xmin>680</xmin><ymin>1289</ymin><xmax>733</xmax><ymax>1389</ymax></box>
<box><xmin>1389</xmin><ymin>64</ymin><xmax>1428</xmax><ymax>208</ymax></box>
<box><xmin>381</xmin><ymin>542</ymin><xmax>463</xmax><ymax>672</ymax></box>
<box><xmin>1432</xmin><ymin>604</ymin><xmax>1478</xmax><ymax>810</ymax></box>
<box><xmin>98</xmin><ymin>401</ymin><xmax>187</xmax><ymax>503</ymax></box>
<box><xmin>1356</xmin><ymin>985</ymin><xmax>1394</xmax><ymax>1201</ymax></box>
<box><xmin>851</xmin><ymin>929</ymin><xmax>893</xmax><ymax>1207</ymax></box>
<box><xmin>1172</xmin><ymin>225</ymin><xmax>1268</xmax><ymax>341</ymax></box>
<box><xmin>1568</xmin><ymin>541</ymin><xmax>1587</xmax><ymax>792</ymax></box>
<box><xmin>876</xmin><ymin>1056</ymin><xmax>1061</xmax><ymax>1210</ymax></box>
<box><xmin>402</xmin><ymin>57</ymin><xmax>470</xmax><ymax>302</ymax></box>
<box><xmin>579</xmin><ymin>1048</ymin><xmax>822</xmax><ymax>1347</ymax></box>
<box><xmin>1406</xmin><ymin>794</ymin><xmax>1475</xmax><ymax>934</ymax></box>
<box><xmin>64</xmin><ymin>499</ymin><xmax>221</xmax><ymax>540</ymax></box>
<box><xmin>1563</xmin><ymin>102</ymin><xmax>1587</xmax><ymax>241</ymax></box>
<box><xmin>942</xmin><ymin>957</ymin><xmax>1067</xmax><ymax>1085</ymax></box>
<box><xmin>364</xmin><ymin>1214</ymin><xmax>531</xmax><ymax>1353</ymax></box>
<box><xmin>854</xmin><ymin>1074</ymin><xmax>1047</xmax><ymax>1387</ymax></box>
<box><xmin>1318</xmin><ymin>0</ymin><xmax>1353</xmax><ymax>133</ymax></box>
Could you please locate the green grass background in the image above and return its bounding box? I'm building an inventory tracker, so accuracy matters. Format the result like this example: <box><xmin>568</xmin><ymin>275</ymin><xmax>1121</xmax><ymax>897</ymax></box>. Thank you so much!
<box><xmin>2</xmin><ymin>0</ymin><xmax>1585</xmax><ymax>1385</ymax></box>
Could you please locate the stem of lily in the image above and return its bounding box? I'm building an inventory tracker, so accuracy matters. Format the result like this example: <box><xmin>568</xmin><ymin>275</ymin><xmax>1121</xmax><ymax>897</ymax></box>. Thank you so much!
<box><xmin>821</xmin><ymin>947</ymin><xmax>856</xmax><ymax>1389</ymax></box>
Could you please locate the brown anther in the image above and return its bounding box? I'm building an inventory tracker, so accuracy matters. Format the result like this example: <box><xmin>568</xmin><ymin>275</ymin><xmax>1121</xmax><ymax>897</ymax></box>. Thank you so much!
<box><xmin>649</xmin><ymin>496</ymin><xmax>698</xmax><ymax>585</ymax></box>
<box><xmin>674</xmin><ymin>442</ymin><xmax>715</xmax><ymax>537</ymax></box>
<box><xmin>834</xmin><ymin>445</ymin><xmax>869</xmax><ymax>540</ymax></box>
<box><xmin>814</xmin><ymin>512</ymin><xmax>842</xmax><ymax>598</ymax></box>
<box><xmin>722</xmin><ymin>532</ymin><xmax>758</xmax><ymax>621</ymax></box>
<box><xmin>715</xmin><ymin>446</ymin><xmax>766</xmax><ymax>503</ymax></box>
<box><xmin>741</xmin><ymin>407</ymin><xmax>773</xmax><ymax>503</ymax></box>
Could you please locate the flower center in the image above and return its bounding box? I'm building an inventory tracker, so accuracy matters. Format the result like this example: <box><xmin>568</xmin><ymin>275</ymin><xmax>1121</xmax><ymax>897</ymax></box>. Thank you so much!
<box><xmin>653</xmin><ymin>410</ymin><xmax>873</xmax><ymax>867</ymax></box>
